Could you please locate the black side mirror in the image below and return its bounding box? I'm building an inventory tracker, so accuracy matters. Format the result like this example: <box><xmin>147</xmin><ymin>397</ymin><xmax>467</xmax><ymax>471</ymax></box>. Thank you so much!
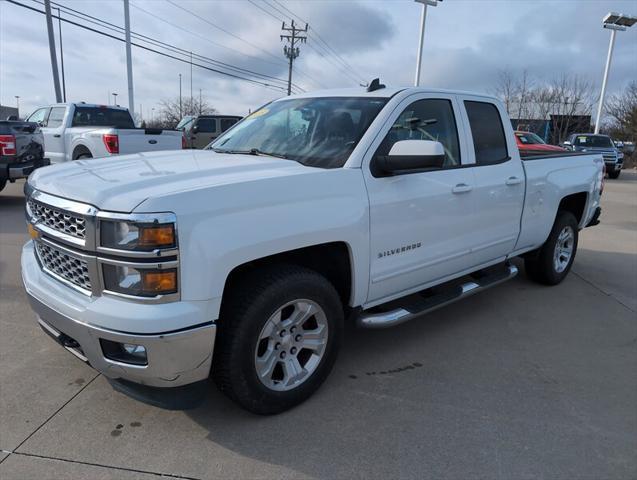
<box><xmin>192</xmin><ymin>125</ymin><xmax>199</xmax><ymax>134</ymax></box>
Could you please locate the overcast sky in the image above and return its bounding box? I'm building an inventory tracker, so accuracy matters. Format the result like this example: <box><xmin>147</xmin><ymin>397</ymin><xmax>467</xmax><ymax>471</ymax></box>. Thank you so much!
<box><xmin>1</xmin><ymin>0</ymin><xmax>636</xmax><ymax>121</ymax></box>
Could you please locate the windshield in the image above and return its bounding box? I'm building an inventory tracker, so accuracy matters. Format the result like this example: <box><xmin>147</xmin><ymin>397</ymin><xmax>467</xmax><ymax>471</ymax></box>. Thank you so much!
<box><xmin>176</xmin><ymin>116</ymin><xmax>195</xmax><ymax>130</ymax></box>
<box><xmin>72</xmin><ymin>107</ymin><xmax>135</xmax><ymax>129</ymax></box>
<box><xmin>573</xmin><ymin>135</ymin><xmax>613</xmax><ymax>148</ymax></box>
<box><xmin>210</xmin><ymin>97</ymin><xmax>388</xmax><ymax>168</ymax></box>
<box><xmin>516</xmin><ymin>132</ymin><xmax>545</xmax><ymax>145</ymax></box>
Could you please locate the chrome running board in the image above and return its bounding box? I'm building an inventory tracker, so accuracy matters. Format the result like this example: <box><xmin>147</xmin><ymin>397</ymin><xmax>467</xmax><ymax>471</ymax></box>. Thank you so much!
<box><xmin>357</xmin><ymin>264</ymin><xmax>518</xmax><ymax>329</ymax></box>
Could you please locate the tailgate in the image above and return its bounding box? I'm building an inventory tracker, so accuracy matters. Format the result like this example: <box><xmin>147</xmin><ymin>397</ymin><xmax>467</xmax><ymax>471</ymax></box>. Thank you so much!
<box><xmin>117</xmin><ymin>129</ymin><xmax>182</xmax><ymax>154</ymax></box>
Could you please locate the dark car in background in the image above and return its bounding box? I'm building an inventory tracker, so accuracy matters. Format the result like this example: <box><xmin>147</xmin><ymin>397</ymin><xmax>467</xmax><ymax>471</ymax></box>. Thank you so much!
<box><xmin>177</xmin><ymin>114</ymin><xmax>242</xmax><ymax>149</ymax></box>
<box><xmin>0</xmin><ymin>120</ymin><xmax>48</xmax><ymax>192</ymax></box>
<box><xmin>562</xmin><ymin>133</ymin><xmax>623</xmax><ymax>179</ymax></box>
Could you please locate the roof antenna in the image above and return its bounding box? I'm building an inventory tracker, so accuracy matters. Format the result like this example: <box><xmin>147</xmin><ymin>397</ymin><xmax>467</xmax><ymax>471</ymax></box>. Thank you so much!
<box><xmin>367</xmin><ymin>78</ymin><xmax>386</xmax><ymax>92</ymax></box>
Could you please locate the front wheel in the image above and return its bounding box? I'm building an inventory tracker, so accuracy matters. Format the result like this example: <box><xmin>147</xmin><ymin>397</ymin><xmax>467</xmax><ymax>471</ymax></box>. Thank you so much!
<box><xmin>608</xmin><ymin>170</ymin><xmax>620</xmax><ymax>179</ymax></box>
<box><xmin>525</xmin><ymin>211</ymin><xmax>579</xmax><ymax>285</ymax></box>
<box><xmin>213</xmin><ymin>265</ymin><xmax>343</xmax><ymax>415</ymax></box>
<box><xmin>0</xmin><ymin>179</ymin><xmax>6</xmax><ymax>193</ymax></box>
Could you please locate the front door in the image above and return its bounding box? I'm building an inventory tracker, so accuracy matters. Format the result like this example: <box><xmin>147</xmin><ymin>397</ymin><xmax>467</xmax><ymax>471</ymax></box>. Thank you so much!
<box><xmin>364</xmin><ymin>95</ymin><xmax>478</xmax><ymax>304</ymax></box>
<box><xmin>40</xmin><ymin>106</ymin><xmax>67</xmax><ymax>164</ymax></box>
<box><xmin>192</xmin><ymin>118</ymin><xmax>218</xmax><ymax>149</ymax></box>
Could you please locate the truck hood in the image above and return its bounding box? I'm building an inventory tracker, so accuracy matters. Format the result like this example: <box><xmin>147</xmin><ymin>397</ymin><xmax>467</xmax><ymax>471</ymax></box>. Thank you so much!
<box><xmin>28</xmin><ymin>149</ymin><xmax>316</xmax><ymax>212</ymax></box>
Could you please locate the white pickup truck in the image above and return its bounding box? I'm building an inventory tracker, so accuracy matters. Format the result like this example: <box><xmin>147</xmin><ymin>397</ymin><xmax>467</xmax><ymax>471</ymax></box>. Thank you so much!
<box><xmin>22</xmin><ymin>85</ymin><xmax>604</xmax><ymax>414</ymax></box>
<box><xmin>24</xmin><ymin>103</ymin><xmax>184</xmax><ymax>163</ymax></box>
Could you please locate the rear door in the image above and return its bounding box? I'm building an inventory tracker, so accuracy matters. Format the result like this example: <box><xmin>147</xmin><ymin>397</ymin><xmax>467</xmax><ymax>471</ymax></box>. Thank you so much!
<box><xmin>364</xmin><ymin>93</ymin><xmax>478</xmax><ymax>303</ymax></box>
<box><xmin>459</xmin><ymin>98</ymin><xmax>525</xmax><ymax>265</ymax></box>
<box><xmin>192</xmin><ymin>117</ymin><xmax>218</xmax><ymax>148</ymax></box>
<box><xmin>40</xmin><ymin>106</ymin><xmax>68</xmax><ymax>164</ymax></box>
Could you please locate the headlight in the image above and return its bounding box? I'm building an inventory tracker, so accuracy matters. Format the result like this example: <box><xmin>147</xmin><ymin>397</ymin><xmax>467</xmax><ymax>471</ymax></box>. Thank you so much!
<box><xmin>102</xmin><ymin>264</ymin><xmax>178</xmax><ymax>297</ymax></box>
<box><xmin>100</xmin><ymin>220</ymin><xmax>176</xmax><ymax>251</ymax></box>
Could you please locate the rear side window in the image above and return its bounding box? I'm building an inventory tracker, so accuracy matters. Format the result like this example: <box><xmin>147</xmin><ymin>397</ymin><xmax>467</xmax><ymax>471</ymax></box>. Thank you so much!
<box><xmin>464</xmin><ymin>101</ymin><xmax>509</xmax><ymax>165</ymax></box>
<box><xmin>46</xmin><ymin>107</ymin><xmax>66</xmax><ymax>128</ymax></box>
<box><xmin>220</xmin><ymin>118</ymin><xmax>238</xmax><ymax>132</ymax></box>
<box><xmin>72</xmin><ymin>107</ymin><xmax>135</xmax><ymax>128</ymax></box>
<box><xmin>196</xmin><ymin>118</ymin><xmax>216</xmax><ymax>133</ymax></box>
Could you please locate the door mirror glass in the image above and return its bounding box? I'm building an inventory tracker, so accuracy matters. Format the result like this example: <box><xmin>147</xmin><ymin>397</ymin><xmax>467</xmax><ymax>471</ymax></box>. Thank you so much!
<box><xmin>191</xmin><ymin>125</ymin><xmax>199</xmax><ymax>134</ymax></box>
<box><xmin>375</xmin><ymin>140</ymin><xmax>445</xmax><ymax>175</ymax></box>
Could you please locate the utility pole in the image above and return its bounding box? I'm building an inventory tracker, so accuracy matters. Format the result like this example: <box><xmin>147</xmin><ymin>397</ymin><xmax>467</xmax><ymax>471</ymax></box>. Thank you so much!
<box><xmin>179</xmin><ymin>74</ymin><xmax>182</xmax><ymax>119</ymax></box>
<box><xmin>56</xmin><ymin>8</ymin><xmax>66</xmax><ymax>102</ymax></box>
<box><xmin>280</xmin><ymin>20</ymin><xmax>307</xmax><ymax>95</ymax></box>
<box><xmin>44</xmin><ymin>0</ymin><xmax>62</xmax><ymax>102</ymax></box>
<box><xmin>190</xmin><ymin>51</ymin><xmax>193</xmax><ymax>113</ymax></box>
<box><xmin>199</xmin><ymin>88</ymin><xmax>202</xmax><ymax>114</ymax></box>
<box><xmin>112</xmin><ymin>92</ymin><xmax>118</xmax><ymax>105</ymax></box>
<box><xmin>123</xmin><ymin>0</ymin><xmax>135</xmax><ymax>117</ymax></box>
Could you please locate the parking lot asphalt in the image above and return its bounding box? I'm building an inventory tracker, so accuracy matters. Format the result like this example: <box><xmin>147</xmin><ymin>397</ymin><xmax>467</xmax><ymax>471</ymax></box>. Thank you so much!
<box><xmin>1</xmin><ymin>173</ymin><xmax>636</xmax><ymax>480</ymax></box>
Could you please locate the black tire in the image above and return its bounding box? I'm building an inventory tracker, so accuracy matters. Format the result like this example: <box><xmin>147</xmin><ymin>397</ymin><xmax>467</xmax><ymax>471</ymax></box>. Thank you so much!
<box><xmin>0</xmin><ymin>179</ymin><xmax>6</xmax><ymax>193</ymax></box>
<box><xmin>76</xmin><ymin>153</ymin><xmax>92</xmax><ymax>160</ymax></box>
<box><xmin>525</xmin><ymin>211</ymin><xmax>579</xmax><ymax>285</ymax></box>
<box><xmin>608</xmin><ymin>170</ymin><xmax>620</xmax><ymax>179</ymax></box>
<box><xmin>213</xmin><ymin>265</ymin><xmax>344</xmax><ymax>415</ymax></box>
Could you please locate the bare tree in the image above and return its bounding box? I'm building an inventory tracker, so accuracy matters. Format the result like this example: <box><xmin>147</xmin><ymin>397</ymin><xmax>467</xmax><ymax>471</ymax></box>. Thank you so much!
<box><xmin>605</xmin><ymin>81</ymin><xmax>637</xmax><ymax>141</ymax></box>
<box><xmin>515</xmin><ymin>70</ymin><xmax>534</xmax><ymax>122</ymax></box>
<box><xmin>148</xmin><ymin>96</ymin><xmax>217</xmax><ymax>129</ymax></box>
<box><xmin>493</xmin><ymin>69</ymin><xmax>516</xmax><ymax>115</ymax></box>
<box><xmin>549</xmin><ymin>74</ymin><xmax>596</xmax><ymax>143</ymax></box>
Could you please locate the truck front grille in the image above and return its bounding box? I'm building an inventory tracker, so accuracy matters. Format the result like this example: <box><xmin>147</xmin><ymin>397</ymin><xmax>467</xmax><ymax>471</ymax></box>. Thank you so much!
<box><xmin>35</xmin><ymin>241</ymin><xmax>92</xmax><ymax>292</ymax></box>
<box><xmin>28</xmin><ymin>199</ymin><xmax>86</xmax><ymax>239</ymax></box>
<box><xmin>602</xmin><ymin>153</ymin><xmax>617</xmax><ymax>162</ymax></box>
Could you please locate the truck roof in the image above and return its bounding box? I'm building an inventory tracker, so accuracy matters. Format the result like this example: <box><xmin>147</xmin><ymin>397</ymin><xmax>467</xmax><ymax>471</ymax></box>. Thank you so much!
<box><xmin>287</xmin><ymin>86</ymin><xmax>499</xmax><ymax>102</ymax></box>
<box><xmin>45</xmin><ymin>103</ymin><xmax>129</xmax><ymax>111</ymax></box>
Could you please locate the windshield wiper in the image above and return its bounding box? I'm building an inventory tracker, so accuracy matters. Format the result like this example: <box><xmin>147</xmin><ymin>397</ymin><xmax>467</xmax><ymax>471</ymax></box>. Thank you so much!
<box><xmin>212</xmin><ymin>148</ymin><xmax>288</xmax><ymax>160</ymax></box>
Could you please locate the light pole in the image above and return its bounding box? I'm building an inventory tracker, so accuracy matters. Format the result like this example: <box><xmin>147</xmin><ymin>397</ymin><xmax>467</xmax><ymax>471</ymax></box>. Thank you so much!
<box><xmin>151</xmin><ymin>107</ymin><xmax>155</xmax><ymax>123</ymax></box>
<box><xmin>414</xmin><ymin>0</ymin><xmax>441</xmax><ymax>87</ymax></box>
<box><xmin>15</xmin><ymin>96</ymin><xmax>20</xmax><ymax>118</ymax></box>
<box><xmin>179</xmin><ymin>74</ymin><xmax>182</xmax><ymax>119</ymax></box>
<box><xmin>594</xmin><ymin>12</ymin><xmax>636</xmax><ymax>134</ymax></box>
<box><xmin>112</xmin><ymin>92</ymin><xmax>118</xmax><ymax>105</ymax></box>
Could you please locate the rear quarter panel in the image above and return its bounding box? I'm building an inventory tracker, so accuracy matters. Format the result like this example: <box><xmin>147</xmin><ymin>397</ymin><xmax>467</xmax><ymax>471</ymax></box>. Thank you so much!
<box><xmin>514</xmin><ymin>154</ymin><xmax>603</xmax><ymax>253</ymax></box>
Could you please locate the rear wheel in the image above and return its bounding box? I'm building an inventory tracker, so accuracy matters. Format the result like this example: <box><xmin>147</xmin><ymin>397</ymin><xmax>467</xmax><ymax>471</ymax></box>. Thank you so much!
<box><xmin>525</xmin><ymin>211</ymin><xmax>579</xmax><ymax>285</ymax></box>
<box><xmin>213</xmin><ymin>265</ymin><xmax>343</xmax><ymax>415</ymax></box>
<box><xmin>0</xmin><ymin>179</ymin><xmax>6</xmax><ymax>193</ymax></box>
<box><xmin>76</xmin><ymin>153</ymin><xmax>92</xmax><ymax>160</ymax></box>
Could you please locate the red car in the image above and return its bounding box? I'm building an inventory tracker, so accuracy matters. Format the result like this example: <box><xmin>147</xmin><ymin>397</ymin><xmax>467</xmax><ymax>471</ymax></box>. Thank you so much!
<box><xmin>515</xmin><ymin>131</ymin><xmax>566</xmax><ymax>155</ymax></box>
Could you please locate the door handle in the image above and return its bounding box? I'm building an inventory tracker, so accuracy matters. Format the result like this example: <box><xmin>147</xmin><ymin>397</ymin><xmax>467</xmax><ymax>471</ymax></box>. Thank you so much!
<box><xmin>452</xmin><ymin>183</ymin><xmax>473</xmax><ymax>194</ymax></box>
<box><xmin>505</xmin><ymin>176</ymin><xmax>522</xmax><ymax>186</ymax></box>
<box><xmin>53</xmin><ymin>134</ymin><xmax>61</xmax><ymax>138</ymax></box>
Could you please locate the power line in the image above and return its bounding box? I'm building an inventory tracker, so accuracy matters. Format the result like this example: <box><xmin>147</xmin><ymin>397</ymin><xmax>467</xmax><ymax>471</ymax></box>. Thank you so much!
<box><xmin>252</xmin><ymin>0</ymin><xmax>364</xmax><ymax>86</ymax></box>
<box><xmin>32</xmin><ymin>0</ymin><xmax>303</xmax><ymax>93</ymax></box>
<box><xmin>269</xmin><ymin>0</ymin><xmax>367</xmax><ymax>84</ymax></box>
<box><xmin>165</xmin><ymin>0</ymin><xmax>284</xmax><ymax>66</ymax></box>
<box><xmin>7</xmin><ymin>0</ymin><xmax>290</xmax><ymax>93</ymax></box>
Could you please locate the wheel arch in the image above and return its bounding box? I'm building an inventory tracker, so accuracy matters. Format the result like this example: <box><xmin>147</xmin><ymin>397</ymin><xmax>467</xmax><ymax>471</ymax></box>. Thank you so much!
<box><xmin>557</xmin><ymin>191</ymin><xmax>588</xmax><ymax>227</ymax></box>
<box><xmin>222</xmin><ymin>241</ymin><xmax>354</xmax><ymax>312</ymax></box>
<box><xmin>71</xmin><ymin>143</ymin><xmax>92</xmax><ymax>159</ymax></box>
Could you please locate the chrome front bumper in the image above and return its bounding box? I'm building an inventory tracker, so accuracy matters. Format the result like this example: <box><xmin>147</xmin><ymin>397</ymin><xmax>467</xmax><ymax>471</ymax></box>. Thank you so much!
<box><xmin>22</xmin><ymin>242</ymin><xmax>216</xmax><ymax>389</ymax></box>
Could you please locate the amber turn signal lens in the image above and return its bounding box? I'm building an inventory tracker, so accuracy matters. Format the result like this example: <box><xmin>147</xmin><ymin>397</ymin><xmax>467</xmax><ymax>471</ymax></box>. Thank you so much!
<box><xmin>142</xmin><ymin>270</ymin><xmax>177</xmax><ymax>294</ymax></box>
<box><xmin>138</xmin><ymin>225</ymin><xmax>175</xmax><ymax>248</ymax></box>
<box><xmin>27</xmin><ymin>223</ymin><xmax>39</xmax><ymax>240</ymax></box>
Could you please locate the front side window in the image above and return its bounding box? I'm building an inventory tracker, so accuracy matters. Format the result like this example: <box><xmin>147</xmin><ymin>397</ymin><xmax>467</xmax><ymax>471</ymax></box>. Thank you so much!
<box><xmin>72</xmin><ymin>107</ymin><xmax>135</xmax><ymax>128</ymax></box>
<box><xmin>176</xmin><ymin>116</ymin><xmax>195</xmax><ymax>131</ymax></box>
<box><xmin>46</xmin><ymin>107</ymin><xmax>67</xmax><ymax>128</ymax></box>
<box><xmin>211</xmin><ymin>97</ymin><xmax>388</xmax><ymax>169</ymax></box>
<box><xmin>27</xmin><ymin>108</ymin><xmax>49</xmax><ymax>125</ymax></box>
<box><xmin>375</xmin><ymin>98</ymin><xmax>461</xmax><ymax>168</ymax></box>
<box><xmin>195</xmin><ymin>118</ymin><xmax>217</xmax><ymax>133</ymax></box>
<box><xmin>465</xmin><ymin>101</ymin><xmax>509</xmax><ymax>165</ymax></box>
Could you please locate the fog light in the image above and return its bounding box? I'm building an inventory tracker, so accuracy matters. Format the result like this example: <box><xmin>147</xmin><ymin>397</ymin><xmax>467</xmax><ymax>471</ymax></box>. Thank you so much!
<box><xmin>100</xmin><ymin>339</ymin><xmax>148</xmax><ymax>365</ymax></box>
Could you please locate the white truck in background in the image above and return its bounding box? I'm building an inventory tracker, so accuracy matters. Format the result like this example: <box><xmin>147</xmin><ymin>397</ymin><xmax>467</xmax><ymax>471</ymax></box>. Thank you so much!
<box><xmin>22</xmin><ymin>85</ymin><xmax>604</xmax><ymax>415</ymax></box>
<box><xmin>24</xmin><ymin>103</ymin><xmax>184</xmax><ymax>163</ymax></box>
